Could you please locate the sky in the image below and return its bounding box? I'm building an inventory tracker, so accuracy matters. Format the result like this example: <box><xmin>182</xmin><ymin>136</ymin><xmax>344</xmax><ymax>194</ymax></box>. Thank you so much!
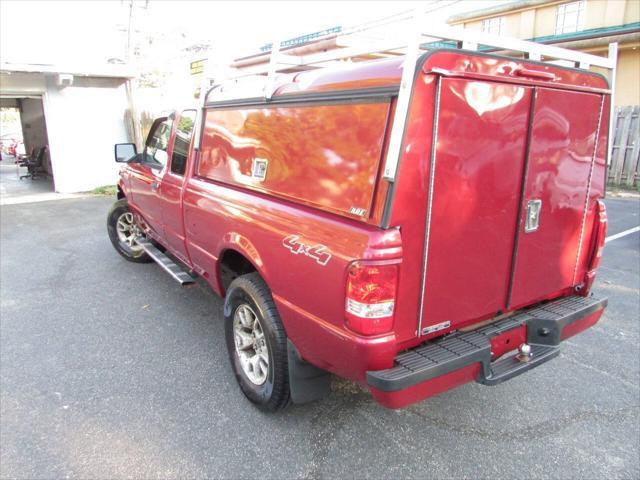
<box><xmin>0</xmin><ymin>0</ymin><xmax>514</xmax><ymax>66</ymax></box>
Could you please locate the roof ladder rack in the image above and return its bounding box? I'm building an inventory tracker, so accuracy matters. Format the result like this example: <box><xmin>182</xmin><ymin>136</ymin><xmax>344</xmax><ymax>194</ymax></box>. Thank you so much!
<box><xmin>195</xmin><ymin>8</ymin><xmax>618</xmax><ymax>182</ymax></box>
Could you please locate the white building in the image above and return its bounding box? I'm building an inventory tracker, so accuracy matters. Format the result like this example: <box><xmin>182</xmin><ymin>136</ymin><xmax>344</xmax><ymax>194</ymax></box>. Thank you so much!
<box><xmin>0</xmin><ymin>62</ymin><xmax>135</xmax><ymax>193</ymax></box>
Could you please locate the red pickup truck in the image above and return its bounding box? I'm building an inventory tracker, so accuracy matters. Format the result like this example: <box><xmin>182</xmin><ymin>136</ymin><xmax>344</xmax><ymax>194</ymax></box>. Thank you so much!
<box><xmin>108</xmin><ymin>49</ymin><xmax>609</xmax><ymax>410</ymax></box>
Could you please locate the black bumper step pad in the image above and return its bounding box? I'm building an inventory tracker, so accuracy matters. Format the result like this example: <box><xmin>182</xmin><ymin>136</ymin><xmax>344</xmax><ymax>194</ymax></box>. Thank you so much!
<box><xmin>367</xmin><ymin>295</ymin><xmax>607</xmax><ymax>392</ymax></box>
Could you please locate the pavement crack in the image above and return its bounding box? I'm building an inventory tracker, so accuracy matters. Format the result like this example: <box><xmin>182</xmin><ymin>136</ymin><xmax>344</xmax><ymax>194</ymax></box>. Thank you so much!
<box><xmin>403</xmin><ymin>405</ymin><xmax>639</xmax><ymax>441</ymax></box>
<box><xmin>357</xmin><ymin>409</ymin><xmax>414</xmax><ymax>456</ymax></box>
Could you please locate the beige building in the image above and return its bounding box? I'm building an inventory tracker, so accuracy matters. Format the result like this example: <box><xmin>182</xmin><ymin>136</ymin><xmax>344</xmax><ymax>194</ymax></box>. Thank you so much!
<box><xmin>448</xmin><ymin>0</ymin><xmax>640</xmax><ymax>106</ymax></box>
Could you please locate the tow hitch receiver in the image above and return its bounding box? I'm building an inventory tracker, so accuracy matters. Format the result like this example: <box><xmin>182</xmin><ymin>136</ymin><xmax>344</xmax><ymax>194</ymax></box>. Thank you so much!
<box><xmin>367</xmin><ymin>295</ymin><xmax>607</xmax><ymax>397</ymax></box>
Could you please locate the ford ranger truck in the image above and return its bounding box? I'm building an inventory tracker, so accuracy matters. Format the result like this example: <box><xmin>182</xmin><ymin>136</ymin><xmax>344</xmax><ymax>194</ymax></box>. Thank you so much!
<box><xmin>108</xmin><ymin>49</ymin><xmax>609</xmax><ymax>410</ymax></box>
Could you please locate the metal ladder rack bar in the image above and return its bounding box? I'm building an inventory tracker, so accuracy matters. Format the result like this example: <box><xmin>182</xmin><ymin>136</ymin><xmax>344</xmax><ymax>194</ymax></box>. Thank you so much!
<box><xmin>248</xmin><ymin>27</ymin><xmax>615</xmax><ymax>74</ymax></box>
<box><xmin>199</xmin><ymin>9</ymin><xmax>618</xmax><ymax>179</ymax></box>
<box><xmin>228</xmin><ymin>15</ymin><xmax>615</xmax><ymax>77</ymax></box>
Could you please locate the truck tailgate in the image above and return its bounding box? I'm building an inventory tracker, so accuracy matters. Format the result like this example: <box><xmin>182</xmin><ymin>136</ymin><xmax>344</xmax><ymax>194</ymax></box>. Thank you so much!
<box><xmin>417</xmin><ymin>76</ymin><xmax>606</xmax><ymax>336</ymax></box>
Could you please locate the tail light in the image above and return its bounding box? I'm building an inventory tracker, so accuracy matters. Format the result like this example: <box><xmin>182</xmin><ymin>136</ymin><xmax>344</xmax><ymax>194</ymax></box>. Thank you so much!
<box><xmin>580</xmin><ymin>200</ymin><xmax>608</xmax><ymax>295</ymax></box>
<box><xmin>345</xmin><ymin>262</ymin><xmax>398</xmax><ymax>336</ymax></box>
<box><xmin>588</xmin><ymin>200</ymin><xmax>608</xmax><ymax>271</ymax></box>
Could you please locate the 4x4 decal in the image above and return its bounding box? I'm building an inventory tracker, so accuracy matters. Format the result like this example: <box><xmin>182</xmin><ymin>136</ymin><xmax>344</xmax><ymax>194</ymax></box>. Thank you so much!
<box><xmin>283</xmin><ymin>235</ymin><xmax>332</xmax><ymax>266</ymax></box>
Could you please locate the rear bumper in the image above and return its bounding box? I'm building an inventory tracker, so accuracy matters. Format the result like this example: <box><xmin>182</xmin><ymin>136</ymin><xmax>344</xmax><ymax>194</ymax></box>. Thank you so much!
<box><xmin>367</xmin><ymin>295</ymin><xmax>607</xmax><ymax>408</ymax></box>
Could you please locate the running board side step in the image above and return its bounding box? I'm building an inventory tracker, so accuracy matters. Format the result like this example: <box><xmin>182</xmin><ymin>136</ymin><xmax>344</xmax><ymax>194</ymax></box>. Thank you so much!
<box><xmin>135</xmin><ymin>237</ymin><xmax>196</xmax><ymax>285</ymax></box>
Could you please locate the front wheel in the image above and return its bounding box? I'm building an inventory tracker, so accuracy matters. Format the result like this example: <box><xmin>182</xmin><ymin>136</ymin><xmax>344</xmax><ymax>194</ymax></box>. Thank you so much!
<box><xmin>107</xmin><ymin>198</ymin><xmax>152</xmax><ymax>263</ymax></box>
<box><xmin>224</xmin><ymin>273</ymin><xmax>291</xmax><ymax>411</ymax></box>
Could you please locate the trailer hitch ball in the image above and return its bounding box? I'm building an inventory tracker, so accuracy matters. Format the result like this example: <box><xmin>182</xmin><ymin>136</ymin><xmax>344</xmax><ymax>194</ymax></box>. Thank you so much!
<box><xmin>516</xmin><ymin>343</ymin><xmax>532</xmax><ymax>362</ymax></box>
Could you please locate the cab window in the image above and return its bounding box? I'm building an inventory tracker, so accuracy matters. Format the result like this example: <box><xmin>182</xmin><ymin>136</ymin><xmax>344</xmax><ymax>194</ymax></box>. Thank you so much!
<box><xmin>170</xmin><ymin>110</ymin><xmax>196</xmax><ymax>175</ymax></box>
<box><xmin>146</xmin><ymin>118</ymin><xmax>173</xmax><ymax>169</ymax></box>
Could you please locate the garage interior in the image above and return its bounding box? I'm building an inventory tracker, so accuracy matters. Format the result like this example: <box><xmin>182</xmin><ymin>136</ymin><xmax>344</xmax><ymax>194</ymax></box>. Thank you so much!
<box><xmin>0</xmin><ymin>96</ymin><xmax>53</xmax><ymax>203</ymax></box>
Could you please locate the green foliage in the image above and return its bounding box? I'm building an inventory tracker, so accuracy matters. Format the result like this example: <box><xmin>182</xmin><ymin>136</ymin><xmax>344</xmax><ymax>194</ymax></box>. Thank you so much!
<box><xmin>0</xmin><ymin>108</ymin><xmax>22</xmax><ymax>139</ymax></box>
<box><xmin>606</xmin><ymin>183</ymin><xmax>640</xmax><ymax>195</ymax></box>
<box><xmin>178</xmin><ymin>115</ymin><xmax>194</xmax><ymax>133</ymax></box>
<box><xmin>89</xmin><ymin>185</ymin><xmax>118</xmax><ymax>196</ymax></box>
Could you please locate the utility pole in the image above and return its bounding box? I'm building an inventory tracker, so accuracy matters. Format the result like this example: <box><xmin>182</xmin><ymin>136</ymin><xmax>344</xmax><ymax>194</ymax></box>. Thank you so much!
<box><xmin>122</xmin><ymin>0</ymin><xmax>148</xmax><ymax>149</ymax></box>
<box><xmin>126</xmin><ymin>0</ymin><xmax>133</xmax><ymax>62</ymax></box>
<box><xmin>125</xmin><ymin>0</ymin><xmax>148</xmax><ymax>62</ymax></box>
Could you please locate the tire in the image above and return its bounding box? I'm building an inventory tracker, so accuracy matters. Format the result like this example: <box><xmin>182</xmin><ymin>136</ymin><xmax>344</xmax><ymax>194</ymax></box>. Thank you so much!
<box><xmin>224</xmin><ymin>272</ymin><xmax>291</xmax><ymax>411</ymax></box>
<box><xmin>107</xmin><ymin>198</ymin><xmax>152</xmax><ymax>263</ymax></box>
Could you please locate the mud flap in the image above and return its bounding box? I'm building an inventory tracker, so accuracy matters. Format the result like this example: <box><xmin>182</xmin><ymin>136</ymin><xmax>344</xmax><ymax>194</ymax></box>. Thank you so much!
<box><xmin>287</xmin><ymin>340</ymin><xmax>331</xmax><ymax>404</ymax></box>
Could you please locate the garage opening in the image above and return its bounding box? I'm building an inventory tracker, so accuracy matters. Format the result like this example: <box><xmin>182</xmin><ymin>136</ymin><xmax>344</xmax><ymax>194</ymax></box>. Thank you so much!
<box><xmin>0</xmin><ymin>96</ymin><xmax>54</xmax><ymax>203</ymax></box>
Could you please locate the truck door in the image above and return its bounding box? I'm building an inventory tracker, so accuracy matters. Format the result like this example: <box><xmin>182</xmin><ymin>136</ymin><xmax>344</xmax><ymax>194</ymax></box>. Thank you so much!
<box><xmin>158</xmin><ymin>109</ymin><xmax>197</xmax><ymax>265</ymax></box>
<box><xmin>417</xmin><ymin>78</ymin><xmax>605</xmax><ymax>337</ymax></box>
<box><xmin>418</xmin><ymin>78</ymin><xmax>533</xmax><ymax>335</ymax></box>
<box><xmin>128</xmin><ymin>116</ymin><xmax>173</xmax><ymax>238</ymax></box>
<box><xmin>508</xmin><ymin>88</ymin><xmax>603</xmax><ymax>309</ymax></box>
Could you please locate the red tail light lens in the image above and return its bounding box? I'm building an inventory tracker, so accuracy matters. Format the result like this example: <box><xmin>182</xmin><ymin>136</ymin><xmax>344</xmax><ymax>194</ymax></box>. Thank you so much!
<box><xmin>345</xmin><ymin>262</ymin><xmax>398</xmax><ymax>336</ymax></box>
<box><xmin>588</xmin><ymin>200</ymin><xmax>608</xmax><ymax>271</ymax></box>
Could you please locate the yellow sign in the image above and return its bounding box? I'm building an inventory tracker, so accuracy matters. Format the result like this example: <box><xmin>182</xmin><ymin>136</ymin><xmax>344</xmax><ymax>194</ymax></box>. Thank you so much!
<box><xmin>190</xmin><ymin>59</ymin><xmax>206</xmax><ymax>75</ymax></box>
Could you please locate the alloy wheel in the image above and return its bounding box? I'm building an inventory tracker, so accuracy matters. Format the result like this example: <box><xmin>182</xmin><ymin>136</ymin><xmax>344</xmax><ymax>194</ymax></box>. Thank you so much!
<box><xmin>116</xmin><ymin>212</ymin><xmax>142</xmax><ymax>252</ymax></box>
<box><xmin>233</xmin><ymin>304</ymin><xmax>269</xmax><ymax>385</ymax></box>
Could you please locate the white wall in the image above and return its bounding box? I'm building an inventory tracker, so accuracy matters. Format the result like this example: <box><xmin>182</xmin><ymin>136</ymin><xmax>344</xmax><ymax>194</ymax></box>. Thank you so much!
<box><xmin>44</xmin><ymin>76</ymin><xmax>131</xmax><ymax>193</ymax></box>
<box><xmin>1</xmin><ymin>72</ymin><xmax>132</xmax><ymax>193</ymax></box>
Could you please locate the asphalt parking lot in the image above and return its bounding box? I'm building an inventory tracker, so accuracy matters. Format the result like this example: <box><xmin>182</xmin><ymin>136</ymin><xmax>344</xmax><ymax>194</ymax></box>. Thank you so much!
<box><xmin>1</xmin><ymin>195</ymin><xmax>638</xmax><ymax>479</ymax></box>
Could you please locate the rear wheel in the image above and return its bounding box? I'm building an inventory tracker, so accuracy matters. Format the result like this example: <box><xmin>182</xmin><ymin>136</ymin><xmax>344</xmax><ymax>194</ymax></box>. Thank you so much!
<box><xmin>107</xmin><ymin>199</ymin><xmax>152</xmax><ymax>263</ymax></box>
<box><xmin>224</xmin><ymin>273</ymin><xmax>291</xmax><ymax>410</ymax></box>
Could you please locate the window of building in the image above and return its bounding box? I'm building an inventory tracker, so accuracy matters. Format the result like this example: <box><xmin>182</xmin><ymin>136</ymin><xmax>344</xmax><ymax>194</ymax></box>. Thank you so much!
<box><xmin>555</xmin><ymin>1</ymin><xmax>586</xmax><ymax>35</ymax></box>
<box><xmin>481</xmin><ymin>16</ymin><xmax>506</xmax><ymax>35</ymax></box>
<box><xmin>170</xmin><ymin>110</ymin><xmax>196</xmax><ymax>175</ymax></box>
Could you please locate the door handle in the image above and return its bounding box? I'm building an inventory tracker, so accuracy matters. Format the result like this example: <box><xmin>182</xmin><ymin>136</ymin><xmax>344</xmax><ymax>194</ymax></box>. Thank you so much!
<box><xmin>524</xmin><ymin>199</ymin><xmax>542</xmax><ymax>233</ymax></box>
<box><xmin>514</xmin><ymin>67</ymin><xmax>556</xmax><ymax>81</ymax></box>
<box><xmin>151</xmin><ymin>181</ymin><xmax>159</xmax><ymax>190</ymax></box>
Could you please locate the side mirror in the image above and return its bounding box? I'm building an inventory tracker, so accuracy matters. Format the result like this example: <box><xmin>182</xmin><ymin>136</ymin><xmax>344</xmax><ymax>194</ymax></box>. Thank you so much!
<box><xmin>114</xmin><ymin>143</ymin><xmax>137</xmax><ymax>163</ymax></box>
